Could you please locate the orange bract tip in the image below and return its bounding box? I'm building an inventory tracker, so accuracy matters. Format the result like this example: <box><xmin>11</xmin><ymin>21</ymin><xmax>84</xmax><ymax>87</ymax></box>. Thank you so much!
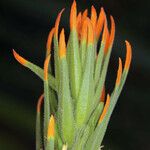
<box><xmin>100</xmin><ymin>86</ymin><xmax>105</xmax><ymax>102</ymax></box>
<box><xmin>124</xmin><ymin>40</ymin><xmax>132</xmax><ymax>70</ymax></box>
<box><xmin>55</xmin><ymin>8</ymin><xmax>65</xmax><ymax>39</ymax></box>
<box><xmin>81</xmin><ymin>19</ymin><xmax>88</xmax><ymax>41</ymax></box>
<box><xmin>77</xmin><ymin>12</ymin><xmax>82</xmax><ymax>37</ymax></box>
<box><xmin>109</xmin><ymin>15</ymin><xmax>115</xmax><ymax>47</ymax></box>
<box><xmin>103</xmin><ymin>20</ymin><xmax>110</xmax><ymax>54</ymax></box>
<box><xmin>46</xmin><ymin>27</ymin><xmax>55</xmax><ymax>55</ymax></box>
<box><xmin>13</xmin><ymin>49</ymin><xmax>27</xmax><ymax>66</ymax></box>
<box><xmin>37</xmin><ymin>93</ymin><xmax>44</xmax><ymax>113</ymax></box>
<box><xmin>91</xmin><ymin>5</ymin><xmax>97</xmax><ymax>30</ymax></box>
<box><xmin>81</xmin><ymin>9</ymin><xmax>88</xmax><ymax>25</ymax></box>
<box><xmin>87</xmin><ymin>19</ymin><xmax>94</xmax><ymax>44</ymax></box>
<box><xmin>102</xmin><ymin>19</ymin><xmax>108</xmax><ymax>44</ymax></box>
<box><xmin>116</xmin><ymin>57</ymin><xmax>123</xmax><ymax>86</ymax></box>
<box><xmin>70</xmin><ymin>0</ymin><xmax>77</xmax><ymax>30</ymax></box>
<box><xmin>96</xmin><ymin>7</ymin><xmax>106</xmax><ymax>40</ymax></box>
<box><xmin>47</xmin><ymin>115</ymin><xmax>55</xmax><ymax>139</ymax></box>
<box><xmin>59</xmin><ymin>29</ymin><xmax>66</xmax><ymax>58</ymax></box>
<box><xmin>99</xmin><ymin>94</ymin><xmax>110</xmax><ymax>124</ymax></box>
<box><xmin>44</xmin><ymin>55</ymin><xmax>51</xmax><ymax>80</ymax></box>
<box><xmin>82</xmin><ymin>9</ymin><xmax>88</xmax><ymax>20</ymax></box>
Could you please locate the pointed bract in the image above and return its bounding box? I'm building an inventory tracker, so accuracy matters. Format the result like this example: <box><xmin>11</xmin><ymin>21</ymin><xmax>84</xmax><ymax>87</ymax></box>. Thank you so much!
<box><xmin>87</xmin><ymin>19</ymin><xmax>94</xmax><ymax>44</ymax></box>
<box><xmin>98</xmin><ymin>94</ymin><xmax>110</xmax><ymax>124</ymax></box>
<box><xmin>37</xmin><ymin>93</ymin><xmax>44</xmax><ymax>113</ymax></box>
<box><xmin>91</xmin><ymin>5</ymin><xmax>97</xmax><ymax>30</ymax></box>
<box><xmin>124</xmin><ymin>40</ymin><xmax>132</xmax><ymax>70</ymax></box>
<box><xmin>70</xmin><ymin>0</ymin><xmax>77</xmax><ymax>30</ymax></box>
<box><xmin>46</xmin><ymin>27</ymin><xmax>55</xmax><ymax>55</ymax></box>
<box><xmin>59</xmin><ymin>29</ymin><xmax>66</xmax><ymax>58</ymax></box>
<box><xmin>115</xmin><ymin>58</ymin><xmax>123</xmax><ymax>86</ymax></box>
<box><xmin>96</xmin><ymin>7</ymin><xmax>106</xmax><ymax>40</ymax></box>
<box><xmin>47</xmin><ymin>115</ymin><xmax>55</xmax><ymax>139</ymax></box>
<box><xmin>13</xmin><ymin>49</ymin><xmax>27</xmax><ymax>66</ymax></box>
<box><xmin>44</xmin><ymin>55</ymin><xmax>51</xmax><ymax>80</ymax></box>
<box><xmin>108</xmin><ymin>15</ymin><xmax>115</xmax><ymax>47</ymax></box>
<box><xmin>55</xmin><ymin>9</ymin><xmax>65</xmax><ymax>39</ymax></box>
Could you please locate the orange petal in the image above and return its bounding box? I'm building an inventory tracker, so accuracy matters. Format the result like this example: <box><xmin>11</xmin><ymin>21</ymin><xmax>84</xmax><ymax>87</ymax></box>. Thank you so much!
<box><xmin>99</xmin><ymin>94</ymin><xmax>110</xmax><ymax>124</ymax></box>
<box><xmin>124</xmin><ymin>40</ymin><xmax>132</xmax><ymax>70</ymax></box>
<box><xmin>47</xmin><ymin>115</ymin><xmax>55</xmax><ymax>139</ymax></box>
<box><xmin>100</xmin><ymin>86</ymin><xmax>105</xmax><ymax>102</ymax></box>
<box><xmin>70</xmin><ymin>0</ymin><xmax>77</xmax><ymax>30</ymax></box>
<box><xmin>102</xmin><ymin>19</ymin><xmax>107</xmax><ymax>43</ymax></box>
<box><xmin>81</xmin><ymin>9</ymin><xmax>88</xmax><ymax>26</ymax></box>
<box><xmin>87</xmin><ymin>19</ymin><xmax>94</xmax><ymax>44</ymax></box>
<box><xmin>91</xmin><ymin>5</ymin><xmax>97</xmax><ymax>30</ymax></box>
<box><xmin>81</xmin><ymin>18</ymin><xmax>88</xmax><ymax>41</ymax></box>
<box><xmin>55</xmin><ymin>9</ymin><xmax>65</xmax><ymax>39</ymax></box>
<box><xmin>37</xmin><ymin>93</ymin><xmax>44</xmax><ymax>113</ymax></box>
<box><xmin>59</xmin><ymin>28</ymin><xmax>66</xmax><ymax>58</ymax></box>
<box><xmin>13</xmin><ymin>49</ymin><xmax>27</xmax><ymax>66</ymax></box>
<box><xmin>96</xmin><ymin>7</ymin><xmax>106</xmax><ymax>40</ymax></box>
<box><xmin>46</xmin><ymin>27</ymin><xmax>55</xmax><ymax>55</ymax></box>
<box><xmin>115</xmin><ymin>57</ymin><xmax>123</xmax><ymax>86</ymax></box>
<box><xmin>77</xmin><ymin>12</ymin><xmax>82</xmax><ymax>38</ymax></box>
<box><xmin>102</xmin><ymin>19</ymin><xmax>110</xmax><ymax>54</ymax></box>
<box><xmin>44</xmin><ymin>55</ymin><xmax>51</xmax><ymax>80</ymax></box>
<box><xmin>108</xmin><ymin>15</ymin><xmax>115</xmax><ymax>47</ymax></box>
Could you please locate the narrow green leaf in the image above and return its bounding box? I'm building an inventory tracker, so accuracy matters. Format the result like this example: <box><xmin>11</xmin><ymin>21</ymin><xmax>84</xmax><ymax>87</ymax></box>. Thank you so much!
<box><xmin>94</xmin><ymin>43</ymin><xmax>105</xmax><ymax>86</ymax></box>
<box><xmin>58</xmin><ymin>57</ymin><xmax>75</xmax><ymax>146</ymax></box>
<box><xmin>26</xmin><ymin>62</ymin><xmax>56</xmax><ymax>91</ymax></box>
<box><xmin>36</xmin><ymin>112</ymin><xmax>42</xmax><ymax>150</ymax></box>
<box><xmin>53</xmin><ymin>36</ymin><xmax>60</xmax><ymax>82</ymax></box>
<box><xmin>44</xmin><ymin>80</ymin><xmax>50</xmax><ymax>147</ymax></box>
<box><xmin>68</xmin><ymin>30</ymin><xmax>81</xmax><ymax>100</ymax></box>
<box><xmin>76</xmin><ymin>44</ymin><xmax>94</xmax><ymax>128</ymax></box>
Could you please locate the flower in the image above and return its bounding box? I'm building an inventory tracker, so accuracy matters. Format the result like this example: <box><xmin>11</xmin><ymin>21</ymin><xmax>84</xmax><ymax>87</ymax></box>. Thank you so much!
<box><xmin>12</xmin><ymin>0</ymin><xmax>132</xmax><ymax>149</ymax></box>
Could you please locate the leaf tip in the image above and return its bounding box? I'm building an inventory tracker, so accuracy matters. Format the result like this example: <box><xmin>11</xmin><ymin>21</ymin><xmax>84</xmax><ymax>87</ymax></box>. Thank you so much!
<box><xmin>13</xmin><ymin>49</ymin><xmax>27</xmax><ymax>66</ymax></box>
<box><xmin>47</xmin><ymin>115</ymin><xmax>55</xmax><ymax>139</ymax></box>
<box><xmin>59</xmin><ymin>28</ymin><xmax>66</xmax><ymax>58</ymax></box>
<box><xmin>124</xmin><ymin>40</ymin><xmax>132</xmax><ymax>70</ymax></box>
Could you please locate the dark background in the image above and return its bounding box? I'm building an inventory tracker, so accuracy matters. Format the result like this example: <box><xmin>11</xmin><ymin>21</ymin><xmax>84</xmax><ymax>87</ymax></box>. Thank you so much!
<box><xmin>0</xmin><ymin>0</ymin><xmax>150</xmax><ymax>150</ymax></box>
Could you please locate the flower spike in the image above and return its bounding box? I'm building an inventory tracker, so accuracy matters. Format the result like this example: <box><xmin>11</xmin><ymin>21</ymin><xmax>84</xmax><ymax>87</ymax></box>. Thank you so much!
<box><xmin>46</xmin><ymin>27</ymin><xmax>55</xmax><ymax>55</ymax></box>
<box><xmin>13</xmin><ymin>49</ymin><xmax>27</xmax><ymax>66</ymax></box>
<box><xmin>37</xmin><ymin>93</ymin><xmax>44</xmax><ymax>113</ymax></box>
<box><xmin>98</xmin><ymin>94</ymin><xmax>110</xmax><ymax>124</ymax></box>
<box><xmin>115</xmin><ymin>57</ymin><xmax>123</xmax><ymax>86</ymax></box>
<box><xmin>55</xmin><ymin>8</ymin><xmax>65</xmax><ymax>39</ymax></box>
<box><xmin>44</xmin><ymin>55</ymin><xmax>51</xmax><ymax>80</ymax></box>
<box><xmin>47</xmin><ymin>115</ymin><xmax>55</xmax><ymax>139</ymax></box>
<box><xmin>59</xmin><ymin>28</ymin><xmax>66</xmax><ymax>58</ymax></box>
<box><xmin>13</xmin><ymin>1</ymin><xmax>132</xmax><ymax>149</ymax></box>
<box><xmin>70</xmin><ymin>0</ymin><xmax>77</xmax><ymax>30</ymax></box>
<box><xmin>124</xmin><ymin>40</ymin><xmax>132</xmax><ymax>70</ymax></box>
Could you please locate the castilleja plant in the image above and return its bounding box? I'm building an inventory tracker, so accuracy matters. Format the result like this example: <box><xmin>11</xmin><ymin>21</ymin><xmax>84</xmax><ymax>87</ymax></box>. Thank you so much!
<box><xmin>13</xmin><ymin>1</ymin><xmax>132</xmax><ymax>150</ymax></box>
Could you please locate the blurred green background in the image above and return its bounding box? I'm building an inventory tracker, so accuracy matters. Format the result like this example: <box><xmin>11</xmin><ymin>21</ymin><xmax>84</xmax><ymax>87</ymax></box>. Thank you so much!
<box><xmin>0</xmin><ymin>0</ymin><xmax>150</xmax><ymax>149</ymax></box>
